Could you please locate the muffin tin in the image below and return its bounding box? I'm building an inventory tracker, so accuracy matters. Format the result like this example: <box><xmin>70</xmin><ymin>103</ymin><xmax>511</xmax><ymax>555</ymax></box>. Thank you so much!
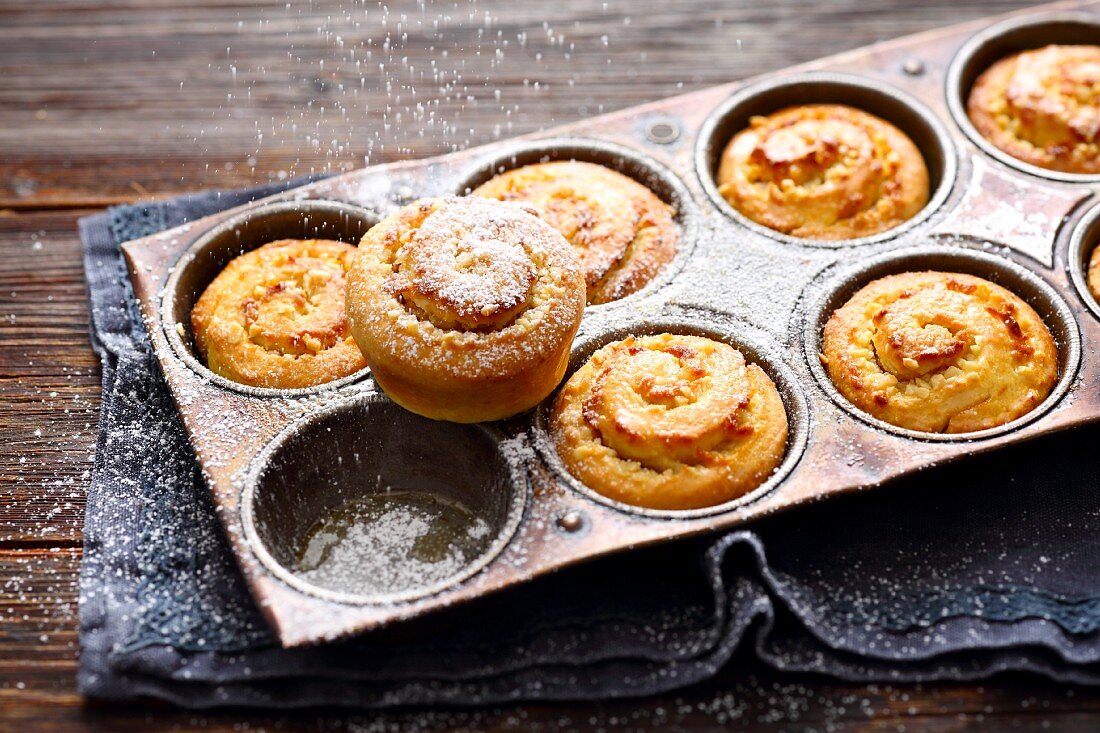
<box><xmin>121</xmin><ymin>1</ymin><xmax>1100</xmax><ymax>647</ymax></box>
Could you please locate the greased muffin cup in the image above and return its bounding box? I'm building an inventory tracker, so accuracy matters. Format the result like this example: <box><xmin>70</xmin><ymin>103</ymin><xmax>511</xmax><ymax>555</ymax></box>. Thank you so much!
<box><xmin>241</xmin><ymin>393</ymin><xmax>527</xmax><ymax>605</ymax></box>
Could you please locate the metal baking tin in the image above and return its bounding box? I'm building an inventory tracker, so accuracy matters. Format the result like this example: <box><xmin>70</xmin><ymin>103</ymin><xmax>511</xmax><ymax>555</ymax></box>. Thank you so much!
<box><xmin>121</xmin><ymin>0</ymin><xmax>1100</xmax><ymax>647</ymax></box>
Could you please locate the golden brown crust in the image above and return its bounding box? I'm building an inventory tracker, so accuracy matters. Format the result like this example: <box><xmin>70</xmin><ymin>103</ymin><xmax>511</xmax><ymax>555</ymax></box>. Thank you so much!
<box><xmin>346</xmin><ymin>196</ymin><xmax>586</xmax><ymax>423</ymax></box>
<box><xmin>968</xmin><ymin>45</ymin><xmax>1100</xmax><ymax>175</ymax></box>
<box><xmin>550</xmin><ymin>334</ymin><xmax>788</xmax><ymax>511</ymax></box>
<box><xmin>821</xmin><ymin>271</ymin><xmax>1058</xmax><ymax>433</ymax></box>
<box><xmin>716</xmin><ymin>104</ymin><xmax>930</xmax><ymax>240</ymax></box>
<box><xmin>190</xmin><ymin>238</ymin><xmax>366</xmax><ymax>389</ymax></box>
<box><xmin>1090</xmin><ymin>243</ymin><xmax>1100</xmax><ymax>302</ymax></box>
<box><xmin>471</xmin><ymin>161</ymin><xmax>679</xmax><ymax>304</ymax></box>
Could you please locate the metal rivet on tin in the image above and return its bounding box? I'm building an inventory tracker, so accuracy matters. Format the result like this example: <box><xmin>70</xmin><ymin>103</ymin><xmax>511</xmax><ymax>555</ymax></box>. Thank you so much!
<box><xmin>556</xmin><ymin>511</ymin><xmax>586</xmax><ymax>533</ymax></box>
<box><xmin>902</xmin><ymin>58</ymin><xmax>925</xmax><ymax>76</ymax></box>
<box><xmin>645</xmin><ymin>119</ymin><xmax>681</xmax><ymax>145</ymax></box>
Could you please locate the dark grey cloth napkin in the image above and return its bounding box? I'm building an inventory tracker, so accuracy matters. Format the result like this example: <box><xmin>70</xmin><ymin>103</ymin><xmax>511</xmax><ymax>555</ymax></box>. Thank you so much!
<box><xmin>78</xmin><ymin>180</ymin><xmax>1100</xmax><ymax>709</ymax></box>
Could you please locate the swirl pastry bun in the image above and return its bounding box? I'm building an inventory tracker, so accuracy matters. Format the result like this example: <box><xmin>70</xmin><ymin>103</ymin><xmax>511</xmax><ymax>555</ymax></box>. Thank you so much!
<box><xmin>190</xmin><ymin>238</ymin><xmax>367</xmax><ymax>389</ymax></box>
<box><xmin>821</xmin><ymin>271</ymin><xmax>1058</xmax><ymax>433</ymax></box>
<box><xmin>1089</xmin><ymin>244</ymin><xmax>1100</xmax><ymax>302</ymax></box>
<box><xmin>346</xmin><ymin>196</ymin><xmax>585</xmax><ymax>423</ymax></box>
<box><xmin>968</xmin><ymin>45</ymin><xmax>1100</xmax><ymax>175</ymax></box>
<box><xmin>550</xmin><ymin>334</ymin><xmax>788</xmax><ymax>511</ymax></box>
<box><xmin>472</xmin><ymin>161</ymin><xmax>679</xmax><ymax>304</ymax></box>
<box><xmin>716</xmin><ymin>104</ymin><xmax>930</xmax><ymax>240</ymax></box>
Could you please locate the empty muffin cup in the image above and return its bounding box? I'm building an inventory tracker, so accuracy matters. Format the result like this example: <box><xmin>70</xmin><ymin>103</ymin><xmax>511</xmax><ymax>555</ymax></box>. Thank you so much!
<box><xmin>946</xmin><ymin>12</ymin><xmax>1100</xmax><ymax>183</ymax></box>
<box><xmin>161</xmin><ymin>199</ymin><xmax>378</xmax><ymax>397</ymax></box>
<box><xmin>241</xmin><ymin>394</ymin><xmax>527</xmax><ymax>604</ymax></box>
<box><xmin>802</xmin><ymin>245</ymin><xmax>1081</xmax><ymax>441</ymax></box>
<box><xmin>696</xmin><ymin>72</ymin><xmax>957</xmax><ymax>246</ymax></box>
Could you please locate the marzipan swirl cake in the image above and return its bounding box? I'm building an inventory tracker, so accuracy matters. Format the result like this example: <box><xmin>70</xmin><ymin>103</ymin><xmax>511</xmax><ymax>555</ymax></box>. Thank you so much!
<box><xmin>472</xmin><ymin>160</ymin><xmax>679</xmax><ymax>304</ymax></box>
<box><xmin>968</xmin><ymin>44</ymin><xmax>1100</xmax><ymax>175</ymax></box>
<box><xmin>716</xmin><ymin>104</ymin><xmax>930</xmax><ymax>240</ymax></box>
<box><xmin>191</xmin><ymin>238</ymin><xmax>366</xmax><ymax>389</ymax></box>
<box><xmin>550</xmin><ymin>333</ymin><xmax>788</xmax><ymax>511</ymax></box>
<box><xmin>821</xmin><ymin>271</ymin><xmax>1058</xmax><ymax>433</ymax></box>
<box><xmin>346</xmin><ymin>196</ymin><xmax>586</xmax><ymax>423</ymax></box>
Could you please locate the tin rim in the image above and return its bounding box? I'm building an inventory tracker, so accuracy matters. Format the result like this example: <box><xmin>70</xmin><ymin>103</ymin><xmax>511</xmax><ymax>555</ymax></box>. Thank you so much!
<box><xmin>1068</xmin><ymin>201</ymin><xmax>1100</xmax><ymax>321</ymax></box>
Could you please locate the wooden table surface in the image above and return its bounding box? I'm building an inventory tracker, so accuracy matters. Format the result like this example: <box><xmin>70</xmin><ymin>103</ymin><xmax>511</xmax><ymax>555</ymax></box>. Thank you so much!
<box><xmin>3</xmin><ymin>0</ymin><xmax>1100</xmax><ymax>730</ymax></box>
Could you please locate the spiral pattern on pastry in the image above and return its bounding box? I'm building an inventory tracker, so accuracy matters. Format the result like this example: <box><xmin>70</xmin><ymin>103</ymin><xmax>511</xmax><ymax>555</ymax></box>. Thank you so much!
<box><xmin>472</xmin><ymin>161</ymin><xmax>679</xmax><ymax>304</ymax></box>
<box><xmin>716</xmin><ymin>104</ymin><xmax>930</xmax><ymax>240</ymax></box>
<box><xmin>550</xmin><ymin>334</ymin><xmax>788</xmax><ymax>511</ymax></box>
<box><xmin>345</xmin><ymin>196</ymin><xmax>585</xmax><ymax>423</ymax></box>
<box><xmin>821</xmin><ymin>271</ymin><xmax>1058</xmax><ymax>433</ymax></box>
<box><xmin>968</xmin><ymin>45</ymin><xmax>1100</xmax><ymax>175</ymax></box>
<box><xmin>190</xmin><ymin>238</ymin><xmax>366</xmax><ymax>389</ymax></box>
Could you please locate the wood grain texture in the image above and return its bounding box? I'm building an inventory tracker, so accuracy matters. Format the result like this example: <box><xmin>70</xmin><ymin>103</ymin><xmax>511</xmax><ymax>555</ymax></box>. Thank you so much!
<box><xmin>7</xmin><ymin>0</ymin><xmax>1100</xmax><ymax>730</ymax></box>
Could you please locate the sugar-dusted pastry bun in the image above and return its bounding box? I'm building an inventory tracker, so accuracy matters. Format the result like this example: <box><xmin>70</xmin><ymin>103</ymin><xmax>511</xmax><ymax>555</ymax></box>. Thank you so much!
<box><xmin>716</xmin><ymin>104</ymin><xmax>930</xmax><ymax>240</ymax></box>
<box><xmin>968</xmin><ymin>45</ymin><xmax>1100</xmax><ymax>175</ymax></box>
<box><xmin>346</xmin><ymin>196</ymin><xmax>585</xmax><ymax>423</ymax></box>
<box><xmin>822</xmin><ymin>271</ymin><xmax>1058</xmax><ymax>433</ymax></box>
<box><xmin>550</xmin><ymin>334</ymin><xmax>788</xmax><ymax>511</ymax></box>
<box><xmin>190</xmin><ymin>238</ymin><xmax>367</xmax><ymax>389</ymax></box>
<box><xmin>472</xmin><ymin>161</ymin><xmax>679</xmax><ymax>304</ymax></box>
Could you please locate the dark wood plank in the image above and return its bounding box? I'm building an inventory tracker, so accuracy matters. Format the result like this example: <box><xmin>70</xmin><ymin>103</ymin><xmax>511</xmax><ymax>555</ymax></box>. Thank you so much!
<box><xmin>0</xmin><ymin>0</ymin><xmax>1042</xmax><ymax>207</ymax></box>
<box><xmin>0</xmin><ymin>211</ymin><xmax>99</xmax><ymax>546</ymax></box>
